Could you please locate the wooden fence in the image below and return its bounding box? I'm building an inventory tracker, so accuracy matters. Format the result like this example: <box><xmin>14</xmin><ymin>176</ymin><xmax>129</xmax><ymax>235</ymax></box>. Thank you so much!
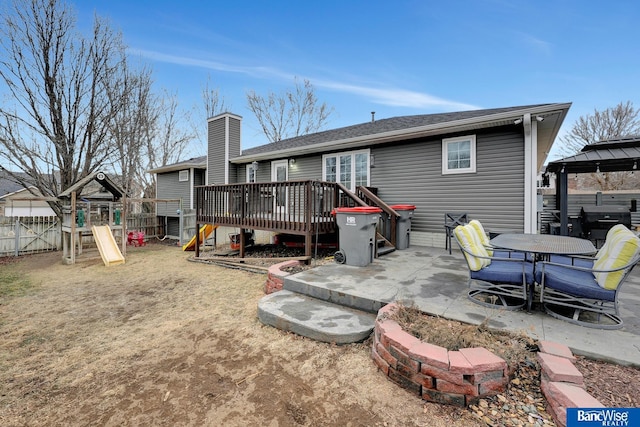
<box><xmin>0</xmin><ymin>213</ymin><xmax>171</xmax><ymax>258</ymax></box>
<box><xmin>0</xmin><ymin>216</ymin><xmax>60</xmax><ymax>256</ymax></box>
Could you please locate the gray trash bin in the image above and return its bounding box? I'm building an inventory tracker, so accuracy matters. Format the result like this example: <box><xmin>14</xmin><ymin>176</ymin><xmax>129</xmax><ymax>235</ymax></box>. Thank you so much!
<box><xmin>391</xmin><ymin>204</ymin><xmax>416</xmax><ymax>250</ymax></box>
<box><xmin>333</xmin><ymin>207</ymin><xmax>382</xmax><ymax>266</ymax></box>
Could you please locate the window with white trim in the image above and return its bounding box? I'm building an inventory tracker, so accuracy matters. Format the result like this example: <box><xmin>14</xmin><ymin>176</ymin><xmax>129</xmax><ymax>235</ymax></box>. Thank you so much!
<box><xmin>178</xmin><ymin>170</ymin><xmax>189</xmax><ymax>182</ymax></box>
<box><xmin>246</xmin><ymin>165</ymin><xmax>256</xmax><ymax>183</ymax></box>
<box><xmin>322</xmin><ymin>149</ymin><xmax>370</xmax><ymax>191</ymax></box>
<box><xmin>442</xmin><ymin>135</ymin><xmax>476</xmax><ymax>174</ymax></box>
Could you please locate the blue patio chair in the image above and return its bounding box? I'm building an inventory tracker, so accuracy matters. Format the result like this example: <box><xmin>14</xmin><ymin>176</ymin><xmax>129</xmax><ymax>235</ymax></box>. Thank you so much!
<box><xmin>454</xmin><ymin>223</ymin><xmax>533</xmax><ymax>311</ymax></box>
<box><xmin>536</xmin><ymin>226</ymin><xmax>640</xmax><ymax>329</ymax></box>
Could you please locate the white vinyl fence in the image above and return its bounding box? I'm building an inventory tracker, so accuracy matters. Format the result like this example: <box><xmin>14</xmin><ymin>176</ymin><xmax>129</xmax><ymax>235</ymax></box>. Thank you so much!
<box><xmin>0</xmin><ymin>216</ymin><xmax>60</xmax><ymax>256</ymax></box>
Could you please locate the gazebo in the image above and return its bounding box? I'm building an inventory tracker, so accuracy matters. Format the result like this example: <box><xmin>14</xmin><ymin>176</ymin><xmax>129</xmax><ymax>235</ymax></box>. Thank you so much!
<box><xmin>545</xmin><ymin>137</ymin><xmax>640</xmax><ymax>235</ymax></box>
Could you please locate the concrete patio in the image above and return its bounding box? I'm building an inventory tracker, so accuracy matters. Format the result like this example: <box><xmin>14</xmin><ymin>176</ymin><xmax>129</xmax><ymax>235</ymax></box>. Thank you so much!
<box><xmin>273</xmin><ymin>246</ymin><xmax>640</xmax><ymax>367</ymax></box>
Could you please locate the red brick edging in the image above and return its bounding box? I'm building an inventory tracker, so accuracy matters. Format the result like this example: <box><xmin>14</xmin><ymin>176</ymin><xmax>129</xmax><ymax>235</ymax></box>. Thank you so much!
<box><xmin>371</xmin><ymin>303</ymin><xmax>605</xmax><ymax>426</ymax></box>
<box><xmin>537</xmin><ymin>340</ymin><xmax>603</xmax><ymax>427</ymax></box>
<box><xmin>264</xmin><ymin>260</ymin><xmax>303</xmax><ymax>294</ymax></box>
<box><xmin>372</xmin><ymin>303</ymin><xmax>509</xmax><ymax>407</ymax></box>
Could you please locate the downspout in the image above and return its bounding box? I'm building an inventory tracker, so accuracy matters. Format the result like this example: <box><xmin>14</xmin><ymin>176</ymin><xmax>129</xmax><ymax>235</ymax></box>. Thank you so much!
<box><xmin>522</xmin><ymin>113</ymin><xmax>537</xmax><ymax>234</ymax></box>
<box><xmin>224</xmin><ymin>116</ymin><xmax>230</xmax><ymax>185</ymax></box>
<box><xmin>189</xmin><ymin>168</ymin><xmax>194</xmax><ymax>209</ymax></box>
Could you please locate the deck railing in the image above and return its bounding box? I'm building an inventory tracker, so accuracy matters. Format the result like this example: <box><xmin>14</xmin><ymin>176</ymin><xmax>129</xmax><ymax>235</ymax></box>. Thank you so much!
<box><xmin>195</xmin><ymin>180</ymin><xmax>371</xmax><ymax>256</ymax></box>
<box><xmin>356</xmin><ymin>186</ymin><xmax>399</xmax><ymax>247</ymax></box>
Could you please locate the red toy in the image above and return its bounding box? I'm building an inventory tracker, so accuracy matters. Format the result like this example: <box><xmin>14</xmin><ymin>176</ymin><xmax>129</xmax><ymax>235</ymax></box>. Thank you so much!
<box><xmin>127</xmin><ymin>231</ymin><xmax>146</xmax><ymax>246</ymax></box>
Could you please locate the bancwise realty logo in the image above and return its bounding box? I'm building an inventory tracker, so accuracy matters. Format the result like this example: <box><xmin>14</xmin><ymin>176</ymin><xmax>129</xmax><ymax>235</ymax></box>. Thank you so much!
<box><xmin>567</xmin><ymin>408</ymin><xmax>638</xmax><ymax>426</ymax></box>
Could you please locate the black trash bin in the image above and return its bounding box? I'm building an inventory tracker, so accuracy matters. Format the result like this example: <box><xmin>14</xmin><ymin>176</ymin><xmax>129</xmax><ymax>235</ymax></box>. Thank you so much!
<box><xmin>391</xmin><ymin>204</ymin><xmax>416</xmax><ymax>250</ymax></box>
<box><xmin>333</xmin><ymin>207</ymin><xmax>382</xmax><ymax>266</ymax></box>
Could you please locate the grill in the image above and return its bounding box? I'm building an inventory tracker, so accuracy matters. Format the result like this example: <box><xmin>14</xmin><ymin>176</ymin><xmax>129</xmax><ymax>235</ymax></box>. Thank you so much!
<box><xmin>580</xmin><ymin>205</ymin><xmax>631</xmax><ymax>243</ymax></box>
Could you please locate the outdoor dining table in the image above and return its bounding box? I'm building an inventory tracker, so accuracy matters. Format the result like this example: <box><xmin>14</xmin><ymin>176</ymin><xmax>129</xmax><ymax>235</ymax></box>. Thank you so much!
<box><xmin>489</xmin><ymin>233</ymin><xmax>597</xmax><ymax>311</ymax></box>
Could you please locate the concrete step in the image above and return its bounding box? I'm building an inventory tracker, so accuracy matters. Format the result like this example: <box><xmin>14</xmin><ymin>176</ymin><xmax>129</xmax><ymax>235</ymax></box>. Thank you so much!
<box><xmin>284</xmin><ymin>268</ymin><xmax>397</xmax><ymax>313</ymax></box>
<box><xmin>257</xmin><ymin>290</ymin><xmax>376</xmax><ymax>344</ymax></box>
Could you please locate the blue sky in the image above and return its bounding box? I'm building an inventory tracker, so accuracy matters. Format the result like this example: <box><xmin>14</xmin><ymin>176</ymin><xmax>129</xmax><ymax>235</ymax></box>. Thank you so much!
<box><xmin>74</xmin><ymin>0</ymin><xmax>640</xmax><ymax>161</ymax></box>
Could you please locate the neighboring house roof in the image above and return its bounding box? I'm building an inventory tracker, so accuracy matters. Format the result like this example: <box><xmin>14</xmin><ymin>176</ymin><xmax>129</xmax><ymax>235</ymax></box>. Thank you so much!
<box><xmin>147</xmin><ymin>155</ymin><xmax>207</xmax><ymax>175</ymax></box>
<box><xmin>0</xmin><ymin>171</ymin><xmax>40</xmax><ymax>199</ymax></box>
<box><xmin>0</xmin><ymin>176</ymin><xmax>27</xmax><ymax>199</ymax></box>
<box><xmin>233</xmin><ymin>103</ymin><xmax>571</xmax><ymax>171</ymax></box>
<box><xmin>546</xmin><ymin>136</ymin><xmax>640</xmax><ymax>174</ymax></box>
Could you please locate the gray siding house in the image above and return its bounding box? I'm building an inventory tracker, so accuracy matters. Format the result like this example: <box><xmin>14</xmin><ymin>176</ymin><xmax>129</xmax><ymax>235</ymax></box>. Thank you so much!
<box><xmin>149</xmin><ymin>157</ymin><xmax>206</xmax><ymax>237</ymax></box>
<box><xmin>153</xmin><ymin>103</ymin><xmax>571</xmax><ymax>247</ymax></box>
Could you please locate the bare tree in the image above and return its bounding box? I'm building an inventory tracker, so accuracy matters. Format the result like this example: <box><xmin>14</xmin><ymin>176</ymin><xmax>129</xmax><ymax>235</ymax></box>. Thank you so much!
<box><xmin>246</xmin><ymin>77</ymin><xmax>334</xmax><ymax>142</ymax></box>
<box><xmin>559</xmin><ymin>101</ymin><xmax>640</xmax><ymax>156</ymax></box>
<box><xmin>203</xmin><ymin>75</ymin><xmax>229</xmax><ymax>119</ymax></box>
<box><xmin>557</xmin><ymin>101</ymin><xmax>640</xmax><ymax>190</ymax></box>
<box><xmin>108</xmin><ymin>64</ymin><xmax>156</xmax><ymax>199</ymax></box>
<box><xmin>139</xmin><ymin>92</ymin><xmax>195</xmax><ymax>200</ymax></box>
<box><xmin>0</xmin><ymin>0</ymin><xmax>138</xmax><ymax>218</ymax></box>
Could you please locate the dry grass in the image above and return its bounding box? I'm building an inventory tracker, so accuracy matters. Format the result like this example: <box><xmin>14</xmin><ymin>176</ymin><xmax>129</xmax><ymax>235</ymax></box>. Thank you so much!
<box><xmin>0</xmin><ymin>244</ymin><xmax>484</xmax><ymax>427</ymax></box>
<box><xmin>389</xmin><ymin>302</ymin><xmax>537</xmax><ymax>367</ymax></box>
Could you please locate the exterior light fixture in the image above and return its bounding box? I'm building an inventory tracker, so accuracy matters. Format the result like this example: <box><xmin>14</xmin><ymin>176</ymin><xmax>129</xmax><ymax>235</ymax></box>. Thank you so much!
<box><xmin>634</xmin><ymin>160</ymin><xmax>638</xmax><ymax>170</ymax></box>
<box><xmin>251</xmin><ymin>161</ymin><xmax>259</xmax><ymax>171</ymax></box>
<box><xmin>514</xmin><ymin>118</ymin><xmax>523</xmax><ymax>125</ymax></box>
<box><xmin>560</xmin><ymin>164</ymin><xmax>565</xmax><ymax>173</ymax></box>
<box><xmin>289</xmin><ymin>158</ymin><xmax>296</xmax><ymax>165</ymax></box>
<box><xmin>596</xmin><ymin>163</ymin><xmax>600</xmax><ymax>173</ymax></box>
<box><xmin>370</xmin><ymin>154</ymin><xmax>375</xmax><ymax>168</ymax></box>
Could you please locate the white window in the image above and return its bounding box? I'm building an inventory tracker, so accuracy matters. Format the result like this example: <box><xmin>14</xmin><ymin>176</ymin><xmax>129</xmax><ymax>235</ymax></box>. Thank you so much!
<box><xmin>178</xmin><ymin>170</ymin><xmax>189</xmax><ymax>182</ymax></box>
<box><xmin>442</xmin><ymin>135</ymin><xmax>476</xmax><ymax>174</ymax></box>
<box><xmin>322</xmin><ymin>149</ymin><xmax>370</xmax><ymax>191</ymax></box>
<box><xmin>246</xmin><ymin>165</ymin><xmax>256</xmax><ymax>183</ymax></box>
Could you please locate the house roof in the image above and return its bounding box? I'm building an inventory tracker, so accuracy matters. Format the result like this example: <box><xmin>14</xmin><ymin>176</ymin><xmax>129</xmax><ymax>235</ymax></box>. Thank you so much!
<box><xmin>233</xmin><ymin>103</ymin><xmax>571</xmax><ymax>171</ymax></box>
<box><xmin>0</xmin><ymin>172</ymin><xmax>29</xmax><ymax>198</ymax></box>
<box><xmin>147</xmin><ymin>155</ymin><xmax>207</xmax><ymax>174</ymax></box>
<box><xmin>0</xmin><ymin>171</ymin><xmax>45</xmax><ymax>200</ymax></box>
<box><xmin>150</xmin><ymin>103</ymin><xmax>571</xmax><ymax>174</ymax></box>
<box><xmin>546</xmin><ymin>136</ymin><xmax>640</xmax><ymax>174</ymax></box>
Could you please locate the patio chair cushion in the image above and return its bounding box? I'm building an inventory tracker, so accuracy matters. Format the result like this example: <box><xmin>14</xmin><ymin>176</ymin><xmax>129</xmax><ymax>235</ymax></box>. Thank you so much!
<box><xmin>468</xmin><ymin>220</ymin><xmax>493</xmax><ymax>256</ymax></box>
<box><xmin>548</xmin><ymin>255</ymin><xmax>594</xmax><ymax>268</ymax></box>
<box><xmin>454</xmin><ymin>224</ymin><xmax>490</xmax><ymax>271</ymax></box>
<box><xmin>595</xmin><ymin>224</ymin><xmax>630</xmax><ymax>260</ymax></box>
<box><xmin>471</xmin><ymin>259</ymin><xmax>533</xmax><ymax>285</ymax></box>
<box><xmin>593</xmin><ymin>230</ymin><xmax>640</xmax><ymax>290</ymax></box>
<box><xmin>540</xmin><ymin>264</ymin><xmax>616</xmax><ymax>302</ymax></box>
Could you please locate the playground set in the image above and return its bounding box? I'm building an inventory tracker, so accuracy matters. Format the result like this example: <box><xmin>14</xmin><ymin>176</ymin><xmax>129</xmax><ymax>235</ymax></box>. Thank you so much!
<box><xmin>58</xmin><ymin>172</ymin><xmax>127</xmax><ymax>266</ymax></box>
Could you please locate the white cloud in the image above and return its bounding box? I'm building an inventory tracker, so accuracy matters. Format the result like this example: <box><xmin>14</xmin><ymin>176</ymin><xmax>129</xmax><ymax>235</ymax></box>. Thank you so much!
<box><xmin>135</xmin><ymin>49</ymin><xmax>479</xmax><ymax>111</ymax></box>
<box><xmin>314</xmin><ymin>80</ymin><xmax>479</xmax><ymax>110</ymax></box>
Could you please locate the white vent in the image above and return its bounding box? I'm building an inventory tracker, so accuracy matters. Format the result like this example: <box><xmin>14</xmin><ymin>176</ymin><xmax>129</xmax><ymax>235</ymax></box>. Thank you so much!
<box><xmin>179</xmin><ymin>170</ymin><xmax>189</xmax><ymax>182</ymax></box>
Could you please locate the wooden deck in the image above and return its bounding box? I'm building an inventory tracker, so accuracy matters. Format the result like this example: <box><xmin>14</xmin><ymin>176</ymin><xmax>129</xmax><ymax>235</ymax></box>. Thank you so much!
<box><xmin>194</xmin><ymin>180</ymin><xmax>400</xmax><ymax>258</ymax></box>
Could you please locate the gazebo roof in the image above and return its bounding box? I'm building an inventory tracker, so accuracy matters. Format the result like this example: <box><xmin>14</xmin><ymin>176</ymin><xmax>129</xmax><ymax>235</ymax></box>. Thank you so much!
<box><xmin>546</xmin><ymin>136</ymin><xmax>640</xmax><ymax>174</ymax></box>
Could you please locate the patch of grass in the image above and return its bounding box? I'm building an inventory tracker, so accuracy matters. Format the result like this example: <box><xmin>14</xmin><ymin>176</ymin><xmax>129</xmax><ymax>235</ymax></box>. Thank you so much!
<box><xmin>19</xmin><ymin>332</ymin><xmax>47</xmax><ymax>347</ymax></box>
<box><xmin>0</xmin><ymin>269</ymin><xmax>33</xmax><ymax>298</ymax></box>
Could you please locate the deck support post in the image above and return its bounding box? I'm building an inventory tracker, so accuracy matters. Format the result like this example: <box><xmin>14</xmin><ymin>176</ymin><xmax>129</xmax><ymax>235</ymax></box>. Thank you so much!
<box><xmin>239</xmin><ymin>228</ymin><xmax>246</xmax><ymax>258</ymax></box>
<box><xmin>195</xmin><ymin>222</ymin><xmax>200</xmax><ymax>258</ymax></box>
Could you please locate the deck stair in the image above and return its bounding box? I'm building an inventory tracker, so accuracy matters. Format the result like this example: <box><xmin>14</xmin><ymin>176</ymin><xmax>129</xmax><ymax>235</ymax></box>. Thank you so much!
<box><xmin>376</xmin><ymin>233</ymin><xmax>396</xmax><ymax>257</ymax></box>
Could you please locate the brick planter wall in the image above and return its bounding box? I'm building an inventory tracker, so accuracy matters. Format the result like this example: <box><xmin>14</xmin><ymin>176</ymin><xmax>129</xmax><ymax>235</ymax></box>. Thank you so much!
<box><xmin>537</xmin><ymin>340</ymin><xmax>603</xmax><ymax>427</ymax></box>
<box><xmin>371</xmin><ymin>303</ymin><xmax>605</xmax><ymax>426</ymax></box>
<box><xmin>372</xmin><ymin>303</ymin><xmax>509</xmax><ymax>407</ymax></box>
<box><xmin>264</xmin><ymin>260</ymin><xmax>303</xmax><ymax>294</ymax></box>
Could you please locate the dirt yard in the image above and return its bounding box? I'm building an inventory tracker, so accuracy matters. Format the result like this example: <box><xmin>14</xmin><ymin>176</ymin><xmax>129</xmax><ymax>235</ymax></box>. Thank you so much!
<box><xmin>0</xmin><ymin>243</ymin><xmax>483</xmax><ymax>427</ymax></box>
